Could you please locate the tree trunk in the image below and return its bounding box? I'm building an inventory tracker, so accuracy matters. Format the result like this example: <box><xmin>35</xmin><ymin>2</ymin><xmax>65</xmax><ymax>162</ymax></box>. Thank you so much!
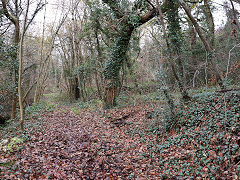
<box><xmin>102</xmin><ymin>0</ymin><xmax>165</xmax><ymax>108</ymax></box>
<box><xmin>74</xmin><ymin>78</ymin><xmax>80</xmax><ymax>100</ymax></box>
<box><xmin>204</xmin><ymin>0</ymin><xmax>215</xmax><ymax>50</ymax></box>
<box><xmin>95</xmin><ymin>28</ymin><xmax>103</xmax><ymax>99</ymax></box>
<box><xmin>18</xmin><ymin>0</ymin><xmax>30</xmax><ymax>130</ymax></box>
<box><xmin>179</xmin><ymin>0</ymin><xmax>225</xmax><ymax>89</ymax></box>
<box><xmin>156</xmin><ymin>0</ymin><xmax>191</xmax><ymax>102</ymax></box>
<box><xmin>103</xmin><ymin>27</ymin><xmax>133</xmax><ymax>109</ymax></box>
<box><xmin>166</xmin><ymin>0</ymin><xmax>185</xmax><ymax>82</ymax></box>
<box><xmin>11</xmin><ymin>21</ymin><xmax>20</xmax><ymax>120</ymax></box>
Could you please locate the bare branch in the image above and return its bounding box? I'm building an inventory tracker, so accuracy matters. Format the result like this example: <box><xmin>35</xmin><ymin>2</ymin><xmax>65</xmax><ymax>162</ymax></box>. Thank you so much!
<box><xmin>1</xmin><ymin>0</ymin><xmax>18</xmax><ymax>25</ymax></box>
<box><xmin>25</xmin><ymin>1</ymin><xmax>46</xmax><ymax>31</ymax></box>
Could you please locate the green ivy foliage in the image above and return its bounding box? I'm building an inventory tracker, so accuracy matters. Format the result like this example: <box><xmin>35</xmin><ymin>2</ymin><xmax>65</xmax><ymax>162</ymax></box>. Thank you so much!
<box><xmin>150</xmin><ymin>91</ymin><xmax>240</xmax><ymax>178</ymax></box>
<box><xmin>0</xmin><ymin>38</ymin><xmax>18</xmax><ymax>70</ymax></box>
<box><xmin>0</xmin><ymin>38</ymin><xmax>18</xmax><ymax>117</ymax></box>
<box><xmin>165</xmin><ymin>0</ymin><xmax>183</xmax><ymax>54</ymax></box>
<box><xmin>26</xmin><ymin>102</ymin><xmax>57</xmax><ymax>118</ymax></box>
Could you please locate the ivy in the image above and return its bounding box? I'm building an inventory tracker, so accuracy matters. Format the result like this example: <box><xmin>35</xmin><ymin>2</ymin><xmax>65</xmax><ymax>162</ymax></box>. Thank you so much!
<box><xmin>0</xmin><ymin>38</ymin><xmax>18</xmax><ymax>118</ymax></box>
<box><xmin>165</xmin><ymin>0</ymin><xmax>183</xmax><ymax>53</ymax></box>
<box><xmin>148</xmin><ymin>91</ymin><xmax>240</xmax><ymax>177</ymax></box>
<box><xmin>127</xmin><ymin>14</ymin><xmax>141</xmax><ymax>28</ymax></box>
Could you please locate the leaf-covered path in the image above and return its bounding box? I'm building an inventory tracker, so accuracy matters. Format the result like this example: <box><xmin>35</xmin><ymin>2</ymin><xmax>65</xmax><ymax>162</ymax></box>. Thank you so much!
<box><xmin>1</xmin><ymin>91</ymin><xmax>240</xmax><ymax>179</ymax></box>
<box><xmin>2</xmin><ymin>104</ymin><xmax>160</xmax><ymax>179</ymax></box>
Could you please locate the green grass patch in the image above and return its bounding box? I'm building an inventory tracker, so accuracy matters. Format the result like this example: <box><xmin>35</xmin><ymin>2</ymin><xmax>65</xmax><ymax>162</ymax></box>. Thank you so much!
<box><xmin>26</xmin><ymin>101</ymin><xmax>57</xmax><ymax>117</ymax></box>
<box><xmin>70</xmin><ymin>99</ymin><xmax>102</xmax><ymax>114</ymax></box>
<box><xmin>43</xmin><ymin>92</ymin><xmax>69</xmax><ymax>104</ymax></box>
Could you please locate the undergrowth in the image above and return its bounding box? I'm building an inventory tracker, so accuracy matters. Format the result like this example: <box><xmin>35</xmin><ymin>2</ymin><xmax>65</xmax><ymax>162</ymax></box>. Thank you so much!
<box><xmin>26</xmin><ymin>101</ymin><xmax>57</xmax><ymax>118</ymax></box>
<box><xmin>129</xmin><ymin>90</ymin><xmax>240</xmax><ymax>178</ymax></box>
<box><xmin>71</xmin><ymin>99</ymin><xmax>102</xmax><ymax>114</ymax></box>
<box><xmin>0</xmin><ymin>101</ymin><xmax>57</xmax><ymax>150</ymax></box>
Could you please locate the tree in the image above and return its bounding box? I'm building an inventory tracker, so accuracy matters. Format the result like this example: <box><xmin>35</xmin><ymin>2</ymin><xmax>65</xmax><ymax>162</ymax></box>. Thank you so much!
<box><xmin>162</xmin><ymin>0</ymin><xmax>191</xmax><ymax>101</ymax></box>
<box><xmin>179</xmin><ymin>0</ymin><xmax>225</xmax><ymax>89</ymax></box>
<box><xmin>18</xmin><ymin>0</ymin><xmax>30</xmax><ymax>130</ymax></box>
<box><xmin>1</xmin><ymin>0</ymin><xmax>21</xmax><ymax>119</ymax></box>
<box><xmin>1</xmin><ymin>0</ymin><xmax>45</xmax><ymax>129</ymax></box>
<box><xmin>102</xmin><ymin>0</ymin><xmax>167</xmax><ymax>108</ymax></box>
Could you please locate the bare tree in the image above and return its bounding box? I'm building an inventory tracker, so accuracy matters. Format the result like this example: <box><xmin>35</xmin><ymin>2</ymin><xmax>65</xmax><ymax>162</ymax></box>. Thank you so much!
<box><xmin>179</xmin><ymin>0</ymin><xmax>225</xmax><ymax>89</ymax></box>
<box><xmin>1</xmin><ymin>0</ymin><xmax>45</xmax><ymax>124</ymax></box>
<box><xmin>33</xmin><ymin>3</ymin><xmax>72</xmax><ymax>103</ymax></box>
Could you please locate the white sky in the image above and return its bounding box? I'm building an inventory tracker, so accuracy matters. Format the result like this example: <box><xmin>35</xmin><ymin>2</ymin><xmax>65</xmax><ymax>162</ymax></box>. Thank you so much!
<box><xmin>31</xmin><ymin>0</ymin><xmax>66</xmax><ymax>32</ymax></box>
<box><xmin>32</xmin><ymin>0</ymin><xmax>240</xmax><ymax>33</ymax></box>
<box><xmin>212</xmin><ymin>0</ymin><xmax>230</xmax><ymax>28</ymax></box>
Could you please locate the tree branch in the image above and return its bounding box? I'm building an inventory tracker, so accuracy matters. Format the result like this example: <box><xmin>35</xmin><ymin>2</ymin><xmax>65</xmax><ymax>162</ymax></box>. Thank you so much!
<box><xmin>139</xmin><ymin>0</ymin><xmax>168</xmax><ymax>26</ymax></box>
<box><xmin>23</xmin><ymin>63</ymin><xmax>37</xmax><ymax>74</ymax></box>
<box><xmin>23</xmin><ymin>80</ymin><xmax>37</xmax><ymax>103</ymax></box>
<box><xmin>1</xmin><ymin>0</ymin><xmax>18</xmax><ymax>25</ymax></box>
<box><xmin>139</xmin><ymin>8</ymin><xmax>157</xmax><ymax>25</ymax></box>
<box><xmin>178</xmin><ymin>0</ymin><xmax>211</xmax><ymax>52</ymax></box>
<box><xmin>102</xmin><ymin>0</ymin><xmax>124</xmax><ymax>18</ymax></box>
<box><xmin>25</xmin><ymin>1</ymin><xmax>45</xmax><ymax>31</ymax></box>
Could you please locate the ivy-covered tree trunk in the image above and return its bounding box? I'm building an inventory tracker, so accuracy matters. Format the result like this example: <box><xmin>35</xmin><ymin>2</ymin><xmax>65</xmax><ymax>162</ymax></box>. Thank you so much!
<box><xmin>1</xmin><ymin>0</ymin><xmax>20</xmax><ymax>119</ymax></box>
<box><xmin>164</xmin><ymin>0</ymin><xmax>191</xmax><ymax>101</ymax></box>
<box><xmin>102</xmin><ymin>0</ymin><xmax>161</xmax><ymax>108</ymax></box>
<box><xmin>103</xmin><ymin>26</ymin><xmax>134</xmax><ymax>108</ymax></box>
<box><xmin>10</xmin><ymin>21</ymin><xmax>20</xmax><ymax>120</ymax></box>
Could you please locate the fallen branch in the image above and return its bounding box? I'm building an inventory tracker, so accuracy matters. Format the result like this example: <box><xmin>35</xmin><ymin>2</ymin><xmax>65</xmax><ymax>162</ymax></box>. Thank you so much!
<box><xmin>109</xmin><ymin>111</ymin><xmax>136</xmax><ymax>127</ymax></box>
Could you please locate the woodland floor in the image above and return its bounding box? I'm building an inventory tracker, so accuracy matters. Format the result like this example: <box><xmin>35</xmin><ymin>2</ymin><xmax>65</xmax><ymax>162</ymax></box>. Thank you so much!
<box><xmin>0</xmin><ymin>90</ymin><xmax>240</xmax><ymax>179</ymax></box>
<box><xmin>1</xmin><ymin>103</ymin><xmax>163</xmax><ymax>179</ymax></box>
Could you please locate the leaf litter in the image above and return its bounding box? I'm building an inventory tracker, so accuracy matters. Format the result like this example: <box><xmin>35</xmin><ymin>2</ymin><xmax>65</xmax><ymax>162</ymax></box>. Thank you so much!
<box><xmin>0</xmin><ymin>91</ymin><xmax>239</xmax><ymax>179</ymax></box>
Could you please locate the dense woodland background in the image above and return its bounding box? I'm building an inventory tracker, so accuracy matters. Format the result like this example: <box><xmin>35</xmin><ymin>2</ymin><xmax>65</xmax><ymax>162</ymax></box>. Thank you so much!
<box><xmin>0</xmin><ymin>0</ymin><xmax>240</xmax><ymax>179</ymax></box>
